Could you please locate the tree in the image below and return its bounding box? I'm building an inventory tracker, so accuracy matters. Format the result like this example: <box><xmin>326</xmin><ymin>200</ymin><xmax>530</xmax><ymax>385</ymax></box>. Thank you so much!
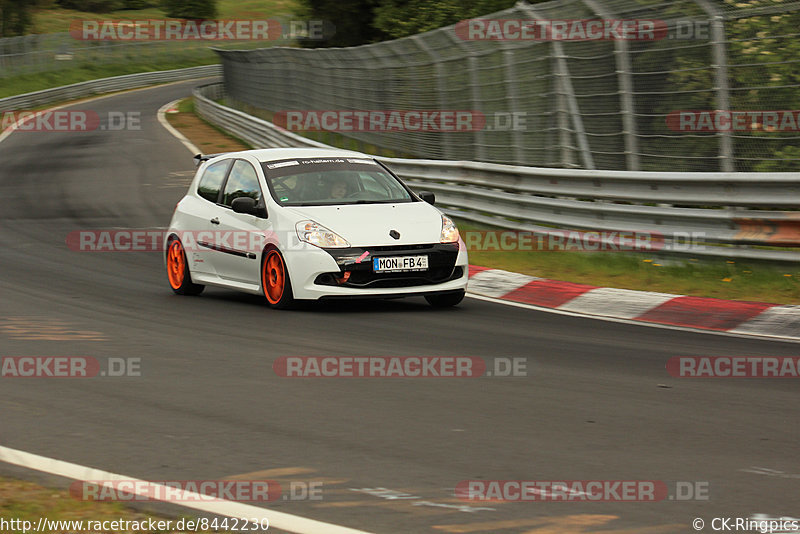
<box><xmin>55</xmin><ymin>0</ymin><xmax>122</xmax><ymax>12</ymax></box>
<box><xmin>296</xmin><ymin>0</ymin><xmax>517</xmax><ymax>47</ymax></box>
<box><xmin>373</xmin><ymin>0</ymin><xmax>515</xmax><ymax>39</ymax></box>
<box><xmin>646</xmin><ymin>6</ymin><xmax>800</xmax><ymax>171</ymax></box>
<box><xmin>120</xmin><ymin>0</ymin><xmax>156</xmax><ymax>8</ymax></box>
<box><xmin>295</xmin><ymin>0</ymin><xmax>387</xmax><ymax>47</ymax></box>
<box><xmin>161</xmin><ymin>0</ymin><xmax>217</xmax><ymax>19</ymax></box>
<box><xmin>0</xmin><ymin>0</ymin><xmax>32</xmax><ymax>37</ymax></box>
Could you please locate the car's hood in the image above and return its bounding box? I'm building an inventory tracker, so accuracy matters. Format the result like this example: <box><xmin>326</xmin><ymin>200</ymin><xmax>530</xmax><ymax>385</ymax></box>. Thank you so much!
<box><xmin>284</xmin><ymin>202</ymin><xmax>443</xmax><ymax>246</ymax></box>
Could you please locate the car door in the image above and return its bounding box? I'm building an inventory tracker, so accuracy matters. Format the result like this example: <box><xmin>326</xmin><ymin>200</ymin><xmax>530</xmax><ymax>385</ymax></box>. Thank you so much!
<box><xmin>206</xmin><ymin>158</ymin><xmax>271</xmax><ymax>285</ymax></box>
<box><xmin>186</xmin><ymin>158</ymin><xmax>233</xmax><ymax>275</ymax></box>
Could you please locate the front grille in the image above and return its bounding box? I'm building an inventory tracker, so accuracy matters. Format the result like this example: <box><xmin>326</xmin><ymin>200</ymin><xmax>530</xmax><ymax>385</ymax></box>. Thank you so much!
<box><xmin>367</xmin><ymin>244</ymin><xmax>435</xmax><ymax>252</ymax></box>
<box><xmin>315</xmin><ymin>244</ymin><xmax>461</xmax><ymax>288</ymax></box>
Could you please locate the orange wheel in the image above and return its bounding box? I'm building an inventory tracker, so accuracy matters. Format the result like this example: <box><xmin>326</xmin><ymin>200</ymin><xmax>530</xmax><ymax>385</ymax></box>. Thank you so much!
<box><xmin>166</xmin><ymin>238</ymin><xmax>204</xmax><ymax>295</ymax></box>
<box><xmin>167</xmin><ymin>240</ymin><xmax>185</xmax><ymax>289</ymax></box>
<box><xmin>262</xmin><ymin>248</ymin><xmax>294</xmax><ymax>309</ymax></box>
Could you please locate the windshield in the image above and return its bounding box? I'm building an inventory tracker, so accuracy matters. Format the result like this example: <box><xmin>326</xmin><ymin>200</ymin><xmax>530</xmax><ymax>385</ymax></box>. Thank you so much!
<box><xmin>262</xmin><ymin>157</ymin><xmax>414</xmax><ymax>206</ymax></box>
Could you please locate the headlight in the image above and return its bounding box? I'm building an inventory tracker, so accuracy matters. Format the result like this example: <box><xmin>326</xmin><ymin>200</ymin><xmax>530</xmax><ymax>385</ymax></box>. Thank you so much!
<box><xmin>296</xmin><ymin>220</ymin><xmax>350</xmax><ymax>248</ymax></box>
<box><xmin>440</xmin><ymin>214</ymin><xmax>460</xmax><ymax>243</ymax></box>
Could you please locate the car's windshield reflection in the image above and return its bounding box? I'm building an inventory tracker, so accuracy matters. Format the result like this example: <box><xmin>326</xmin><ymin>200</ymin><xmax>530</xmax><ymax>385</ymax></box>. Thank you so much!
<box><xmin>263</xmin><ymin>159</ymin><xmax>414</xmax><ymax>206</ymax></box>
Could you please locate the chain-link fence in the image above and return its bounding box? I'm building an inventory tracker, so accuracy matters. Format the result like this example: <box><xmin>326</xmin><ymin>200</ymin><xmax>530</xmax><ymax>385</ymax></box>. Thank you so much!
<box><xmin>216</xmin><ymin>0</ymin><xmax>800</xmax><ymax>172</ymax></box>
<box><xmin>0</xmin><ymin>33</ymin><xmax>211</xmax><ymax>76</ymax></box>
<box><xmin>0</xmin><ymin>31</ymin><xmax>293</xmax><ymax>82</ymax></box>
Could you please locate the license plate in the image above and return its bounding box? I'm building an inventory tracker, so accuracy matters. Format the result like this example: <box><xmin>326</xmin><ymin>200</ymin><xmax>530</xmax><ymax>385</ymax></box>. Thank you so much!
<box><xmin>373</xmin><ymin>255</ymin><xmax>428</xmax><ymax>273</ymax></box>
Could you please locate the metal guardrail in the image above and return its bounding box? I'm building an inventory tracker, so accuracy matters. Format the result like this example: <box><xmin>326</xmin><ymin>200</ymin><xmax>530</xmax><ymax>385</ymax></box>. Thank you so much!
<box><xmin>192</xmin><ymin>82</ymin><xmax>322</xmax><ymax>150</ymax></box>
<box><xmin>193</xmin><ymin>82</ymin><xmax>800</xmax><ymax>263</ymax></box>
<box><xmin>0</xmin><ymin>64</ymin><xmax>221</xmax><ymax>114</ymax></box>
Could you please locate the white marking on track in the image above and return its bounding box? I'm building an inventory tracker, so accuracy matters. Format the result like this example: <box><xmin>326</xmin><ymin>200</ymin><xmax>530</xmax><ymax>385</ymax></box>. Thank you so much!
<box><xmin>730</xmin><ymin>305</ymin><xmax>800</xmax><ymax>338</ymax></box>
<box><xmin>465</xmin><ymin>293</ymin><xmax>800</xmax><ymax>344</ymax></box>
<box><xmin>741</xmin><ymin>467</ymin><xmax>800</xmax><ymax>479</ymax></box>
<box><xmin>558</xmin><ymin>287</ymin><xmax>678</xmax><ymax>319</ymax></box>
<box><xmin>157</xmin><ymin>99</ymin><xmax>200</xmax><ymax>155</ymax></box>
<box><xmin>0</xmin><ymin>445</ymin><xmax>373</xmax><ymax>534</ymax></box>
<box><xmin>467</xmin><ymin>270</ymin><xmax>537</xmax><ymax>298</ymax></box>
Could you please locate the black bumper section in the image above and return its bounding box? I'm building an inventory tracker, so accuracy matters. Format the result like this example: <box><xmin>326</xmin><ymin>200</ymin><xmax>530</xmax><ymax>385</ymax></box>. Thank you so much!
<box><xmin>318</xmin><ymin>289</ymin><xmax>465</xmax><ymax>301</ymax></box>
<box><xmin>316</xmin><ymin>243</ymin><xmax>462</xmax><ymax>289</ymax></box>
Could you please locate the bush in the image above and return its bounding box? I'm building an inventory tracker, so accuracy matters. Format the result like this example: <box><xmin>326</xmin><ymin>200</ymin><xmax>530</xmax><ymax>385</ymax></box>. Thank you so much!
<box><xmin>0</xmin><ymin>0</ymin><xmax>33</xmax><ymax>37</ymax></box>
<box><xmin>55</xmin><ymin>0</ymin><xmax>122</xmax><ymax>12</ymax></box>
<box><xmin>119</xmin><ymin>0</ymin><xmax>154</xmax><ymax>8</ymax></box>
<box><xmin>161</xmin><ymin>0</ymin><xmax>217</xmax><ymax>19</ymax></box>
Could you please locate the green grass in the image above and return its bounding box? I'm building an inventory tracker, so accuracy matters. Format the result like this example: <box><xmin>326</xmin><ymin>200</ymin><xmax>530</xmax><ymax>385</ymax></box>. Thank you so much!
<box><xmin>0</xmin><ymin>477</ymin><xmax>217</xmax><ymax>533</ymax></box>
<box><xmin>455</xmin><ymin>219</ymin><xmax>800</xmax><ymax>304</ymax></box>
<box><xmin>31</xmin><ymin>0</ymin><xmax>297</xmax><ymax>35</ymax></box>
<box><xmin>176</xmin><ymin>97</ymin><xmax>194</xmax><ymax>113</ymax></box>
<box><xmin>0</xmin><ymin>0</ymin><xmax>298</xmax><ymax>99</ymax></box>
<box><xmin>0</xmin><ymin>57</ymin><xmax>217</xmax><ymax>99</ymax></box>
<box><xmin>172</xmin><ymin>96</ymin><xmax>254</xmax><ymax>149</ymax></box>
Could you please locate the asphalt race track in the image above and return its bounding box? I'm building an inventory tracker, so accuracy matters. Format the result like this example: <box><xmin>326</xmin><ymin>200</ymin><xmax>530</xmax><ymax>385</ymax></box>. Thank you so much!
<box><xmin>1</xmin><ymin>80</ymin><xmax>798</xmax><ymax>533</ymax></box>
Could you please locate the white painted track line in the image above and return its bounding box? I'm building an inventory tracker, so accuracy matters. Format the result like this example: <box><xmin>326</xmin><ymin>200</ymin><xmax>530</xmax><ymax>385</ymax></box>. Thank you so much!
<box><xmin>157</xmin><ymin>99</ymin><xmax>200</xmax><ymax>155</ymax></box>
<box><xmin>558</xmin><ymin>287</ymin><xmax>677</xmax><ymax>319</ymax></box>
<box><xmin>466</xmin><ymin>270</ymin><xmax>537</xmax><ymax>298</ymax></box>
<box><xmin>730</xmin><ymin>304</ymin><xmax>800</xmax><ymax>338</ymax></box>
<box><xmin>0</xmin><ymin>445</ymin><xmax>374</xmax><ymax>534</ymax></box>
<box><xmin>465</xmin><ymin>293</ymin><xmax>800</xmax><ymax>344</ymax></box>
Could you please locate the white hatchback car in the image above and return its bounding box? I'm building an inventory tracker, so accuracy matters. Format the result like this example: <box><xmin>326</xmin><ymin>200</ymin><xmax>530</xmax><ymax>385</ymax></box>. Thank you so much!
<box><xmin>165</xmin><ymin>148</ymin><xmax>469</xmax><ymax>308</ymax></box>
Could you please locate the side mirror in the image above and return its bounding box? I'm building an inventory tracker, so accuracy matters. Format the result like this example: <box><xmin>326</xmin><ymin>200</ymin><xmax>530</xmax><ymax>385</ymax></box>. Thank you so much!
<box><xmin>418</xmin><ymin>191</ymin><xmax>436</xmax><ymax>205</ymax></box>
<box><xmin>232</xmin><ymin>196</ymin><xmax>266</xmax><ymax>217</ymax></box>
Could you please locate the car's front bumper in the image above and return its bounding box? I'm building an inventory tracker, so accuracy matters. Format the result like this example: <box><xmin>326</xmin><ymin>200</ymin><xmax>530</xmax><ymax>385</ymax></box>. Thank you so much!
<box><xmin>283</xmin><ymin>241</ymin><xmax>469</xmax><ymax>301</ymax></box>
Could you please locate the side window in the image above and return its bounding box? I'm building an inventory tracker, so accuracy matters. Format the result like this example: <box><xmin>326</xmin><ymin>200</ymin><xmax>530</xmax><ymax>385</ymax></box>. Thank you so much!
<box><xmin>197</xmin><ymin>159</ymin><xmax>231</xmax><ymax>203</ymax></box>
<box><xmin>222</xmin><ymin>160</ymin><xmax>262</xmax><ymax>207</ymax></box>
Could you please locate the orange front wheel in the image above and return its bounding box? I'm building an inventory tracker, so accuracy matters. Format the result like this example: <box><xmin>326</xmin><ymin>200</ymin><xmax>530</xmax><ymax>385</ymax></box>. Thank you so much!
<box><xmin>262</xmin><ymin>248</ymin><xmax>294</xmax><ymax>309</ymax></box>
<box><xmin>166</xmin><ymin>238</ymin><xmax>204</xmax><ymax>296</ymax></box>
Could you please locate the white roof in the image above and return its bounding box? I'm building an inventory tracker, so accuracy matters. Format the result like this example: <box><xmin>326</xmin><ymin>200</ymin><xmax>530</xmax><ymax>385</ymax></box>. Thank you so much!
<box><xmin>231</xmin><ymin>147</ymin><xmax>370</xmax><ymax>162</ymax></box>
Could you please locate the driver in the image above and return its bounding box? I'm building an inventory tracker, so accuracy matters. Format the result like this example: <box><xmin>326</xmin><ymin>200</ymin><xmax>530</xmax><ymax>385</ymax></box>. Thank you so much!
<box><xmin>329</xmin><ymin>179</ymin><xmax>348</xmax><ymax>199</ymax></box>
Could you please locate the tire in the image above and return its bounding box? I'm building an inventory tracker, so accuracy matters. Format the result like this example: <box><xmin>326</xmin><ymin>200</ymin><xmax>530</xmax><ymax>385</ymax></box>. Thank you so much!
<box><xmin>262</xmin><ymin>247</ymin><xmax>295</xmax><ymax>309</ymax></box>
<box><xmin>166</xmin><ymin>238</ymin><xmax>204</xmax><ymax>296</ymax></box>
<box><xmin>425</xmin><ymin>290</ymin><xmax>465</xmax><ymax>308</ymax></box>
